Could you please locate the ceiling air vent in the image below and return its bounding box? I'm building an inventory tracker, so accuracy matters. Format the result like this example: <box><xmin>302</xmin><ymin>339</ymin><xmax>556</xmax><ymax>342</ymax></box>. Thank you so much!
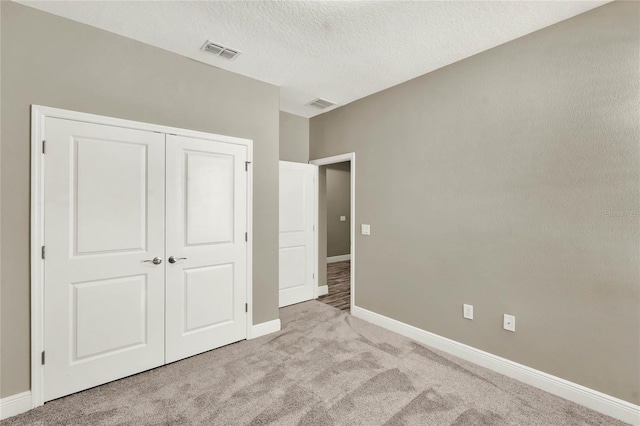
<box><xmin>201</xmin><ymin>40</ymin><xmax>241</xmax><ymax>61</ymax></box>
<box><xmin>307</xmin><ymin>98</ymin><xmax>335</xmax><ymax>109</ymax></box>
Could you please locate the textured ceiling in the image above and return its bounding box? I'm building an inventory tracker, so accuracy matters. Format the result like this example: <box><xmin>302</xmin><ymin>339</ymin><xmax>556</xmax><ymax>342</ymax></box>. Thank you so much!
<box><xmin>18</xmin><ymin>1</ymin><xmax>609</xmax><ymax>118</ymax></box>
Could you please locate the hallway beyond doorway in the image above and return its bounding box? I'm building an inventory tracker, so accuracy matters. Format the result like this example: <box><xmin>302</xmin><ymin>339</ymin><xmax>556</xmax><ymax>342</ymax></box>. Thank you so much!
<box><xmin>318</xmin><ymin>260</ymin><xmax>350</xmax><ymax>312</ymax></box>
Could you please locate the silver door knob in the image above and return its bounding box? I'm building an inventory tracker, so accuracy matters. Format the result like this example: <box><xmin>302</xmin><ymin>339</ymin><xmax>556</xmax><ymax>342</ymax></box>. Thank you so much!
<box><xmin>143</xmin><ymin>257</ymin><xmax>162</xmax><ymax>265</ymax></box>
<box><xmin>168</xmin><ymin>256</ymin><xmax>187</xmax><ymax>264</ymax></box>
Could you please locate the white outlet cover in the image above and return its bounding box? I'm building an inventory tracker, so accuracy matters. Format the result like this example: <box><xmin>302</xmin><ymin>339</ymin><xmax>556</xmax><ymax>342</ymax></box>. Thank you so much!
<box><xmin>463</xmin><ymin>304</ymin><xmax>473</xmax><ymax>320</ymax></box>
<box><xmin>503</xmin><ymin>314</ymin><xmax>516</xmax><ymax>332</ymax></box>
<box><xmin>340</xmin><ymin>216</ymin><xmax>346</xmax><ymax>222</ymax></box>
<box><xmin>361</xmin><ymin>224</ymin><xmax>371</xmax><ymax>235</ymax></box>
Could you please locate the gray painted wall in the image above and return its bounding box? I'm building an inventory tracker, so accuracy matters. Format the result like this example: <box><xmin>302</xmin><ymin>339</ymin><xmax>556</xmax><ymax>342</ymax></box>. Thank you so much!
<box><xmin>317</xmin><ymin>167</ymin><xmax>327</xmax><ymax>288</ymax></box>
<box><xmin>1</xmin><ymin>2</ymin><xmax>280</xmax><ymax>398</ymax></box>
<box><xmin>279</xmin><ymin>111</ymin><xmax>309</xmax><ymax>163</ymax></box>
<box><xmin>326</xmin><ymin>162</ymin><xmax>351</xmax><ymax>257</ymax></box>
<box><xmin>310</xmin><ymin>2</ymin><xmax>640</xmax><ymax>404</ymax></box>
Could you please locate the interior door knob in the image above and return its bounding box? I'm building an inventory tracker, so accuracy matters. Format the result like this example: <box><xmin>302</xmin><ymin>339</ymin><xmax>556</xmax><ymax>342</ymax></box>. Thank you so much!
<box><xmin>168</xmin><ymin>256</ymin><xmax>187</xmax><ymax>264</ymax></box>
<box><xmin>143</xmin><ymin>257</ymin><xmax>162</xmax><ymax>265</ymax></box>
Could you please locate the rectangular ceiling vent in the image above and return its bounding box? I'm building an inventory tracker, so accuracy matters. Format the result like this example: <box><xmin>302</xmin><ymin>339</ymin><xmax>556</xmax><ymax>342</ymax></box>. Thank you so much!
<box><xmin>307</xmin><ymin>98</ymin><xmax>335</xmax><ymax>109</ymax></box>
<box><xmin>201</xmin><ymin>40</ymin><xmax>241</xmax><ymax>61</ymax></box>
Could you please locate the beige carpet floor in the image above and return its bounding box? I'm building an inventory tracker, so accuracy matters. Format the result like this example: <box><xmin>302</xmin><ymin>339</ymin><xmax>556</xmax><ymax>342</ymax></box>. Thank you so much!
<box><xmin>4</xmin><ymin>301</ymin><xmax>625</xmax><ymax>425</ymax></box>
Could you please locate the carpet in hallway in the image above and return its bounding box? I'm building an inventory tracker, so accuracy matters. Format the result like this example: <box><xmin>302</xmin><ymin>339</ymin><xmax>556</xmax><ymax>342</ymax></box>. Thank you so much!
<box><xmin>3</xmin><ymin>301</ymin><xmax>625</xmax><ymax>425</ymax></box>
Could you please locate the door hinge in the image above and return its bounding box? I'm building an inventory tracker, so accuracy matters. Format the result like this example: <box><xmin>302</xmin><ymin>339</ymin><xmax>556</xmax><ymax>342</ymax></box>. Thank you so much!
<box><xmin>313</xmin><ymin>273</ymin><xmax>315</xmax><ymax>279</ymax></box>
<box><xmin>245</xmin><ymin>161</ymin><xmax>251</xmax><ymax>171</ymax></box>
<box><xmin>41</xmin><ymin>246</ymin><xmax>46</xmax><ymax>260</ymax></box>
<box><xmin>41</xmin><ymin>351</ymin><xmax>45</xmax><ymax>365</ymax></box>
<box><xmin>245</xmin><ymin>232</ymin><xmax>248</xmax><ymax>242</ymax></box>
<box><xmin>42</xmin><ymin>140</ymin><xmax>46</xmax><ymax>154</ymax></box>
<box><xmin>245</xmin><ymin>303</ymin><xmax>248</xmax><ymax>313</ymax></box>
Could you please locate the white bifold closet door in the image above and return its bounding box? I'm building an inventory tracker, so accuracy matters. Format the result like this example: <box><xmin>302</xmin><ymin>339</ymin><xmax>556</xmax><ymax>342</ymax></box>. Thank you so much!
<box><xmin>165</xmin><ymin>135</ymin><xmax>247</xmax><ymax>363</ymax></box>
<box><xmin>43</xmin><ymin>118</ymin><xmax>247</xmax><ymax>402</ymax></box>
<box><xmin>278</xmin><ymin>161</ymin><xmax>315</xmax><ymax>307</ymax></box>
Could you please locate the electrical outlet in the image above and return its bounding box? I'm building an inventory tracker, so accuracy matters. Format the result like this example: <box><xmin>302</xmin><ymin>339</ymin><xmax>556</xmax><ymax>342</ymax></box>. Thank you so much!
<box><xmin>463</xmin><ymin>304</ymin><xmax>473</xmax><ymax>320</ymax></box>
<box><xmin>340</xmin><ymin>216</ymin><xmax>346</xmax><ymax>222</ymax></box>
<box><xmin>361</xmin><ymin>224</ymin><xmax>371</xmax><ymax>235</ymax></box>
<box><xmin>503</xmin><ymin>314</ymin><xmax>515</xmax><ymax>332</ymax></box>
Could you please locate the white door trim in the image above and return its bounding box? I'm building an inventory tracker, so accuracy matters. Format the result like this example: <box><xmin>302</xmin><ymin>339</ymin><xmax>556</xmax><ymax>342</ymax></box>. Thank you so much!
<box><xmin>30</xmin><ymin>105</ymin><xmax>254</xmax><ymax>408</ymax></box>
<box><xmin>309</xmin><ymin>153</ymin><xmax>355</xmax><ymax>312</ymax></box>
<box><xmin>313</xmin><ymin>166</ymin><xmax>319</xmax><ymax>298</ymax></box>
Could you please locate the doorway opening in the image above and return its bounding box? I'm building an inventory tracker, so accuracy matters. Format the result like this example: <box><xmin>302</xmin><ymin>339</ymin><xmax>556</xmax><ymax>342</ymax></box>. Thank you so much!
<box><xmin>309</xmin><ymin>153</ymin><xmax>355</xmax><ymax>313</ymax></box>
<box><xmin>321</xmin><ymin>257</ymin><xmax>351</xmax><ymax>312</ymax></box>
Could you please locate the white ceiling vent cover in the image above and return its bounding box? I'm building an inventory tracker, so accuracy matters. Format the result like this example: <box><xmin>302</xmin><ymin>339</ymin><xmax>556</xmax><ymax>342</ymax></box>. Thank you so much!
<box><xmin>307</xmin><ymin>98</ymin><xmax>335</xmax><ymax>109</ymax></box>
<box><xmin>201</xmin><ymin>40</ymin><xmax>241</xmax><ymax>61</ymax></box>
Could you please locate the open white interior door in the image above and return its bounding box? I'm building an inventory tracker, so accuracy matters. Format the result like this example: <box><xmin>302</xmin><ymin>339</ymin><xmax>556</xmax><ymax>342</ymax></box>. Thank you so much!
<box><xmin>279</xmin><ymin>161</ymin><xmax>316</xmax><ymax>307</ymax></box>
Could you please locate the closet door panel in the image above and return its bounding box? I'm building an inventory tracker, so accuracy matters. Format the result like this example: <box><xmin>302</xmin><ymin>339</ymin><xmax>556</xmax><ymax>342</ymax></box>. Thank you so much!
<box><xmin>43</xmin><ymin>118</ymin><xmax>166</xmax><ymax>402</ymax></box>
<box><xmin>165</xmin><ymin>134</ymin><xmax>248</xmax><ymax>363</ymax></box>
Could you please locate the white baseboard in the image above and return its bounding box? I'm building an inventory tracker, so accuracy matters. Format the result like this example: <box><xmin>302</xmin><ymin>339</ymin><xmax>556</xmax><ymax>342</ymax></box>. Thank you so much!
<box><xmin>317</xmin><ymin>285</ymin><xmax>329</xmax><ymax>297</ymax></box>
<box><xmin>327</xmin><ymin>254</ymin><xmax>350</xmax><ymax>263</ymax></box>
<box><xmin>0</xmin><ymin>391</ymin><xmax>32</xmax><ymax>420</ymax></box>
<box><xmin>248</xmin><ymin>319</ymin><xmax>281</xmax><ymax>339</ymax></box>
<box><xmin>351</xmin><ymin>306</ymin><xmax>640</xmax><ymax>425</ymax></box>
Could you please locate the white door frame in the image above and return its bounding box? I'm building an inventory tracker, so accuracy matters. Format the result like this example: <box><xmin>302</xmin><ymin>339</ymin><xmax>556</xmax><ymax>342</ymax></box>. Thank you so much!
<box><xmin>30</xmin><ymin>105</ymin><xmax>254</xmax><ymax>408</ymax></box>
<box><xmin>309</xmin><ymin>153</ymin><xmax>355</xmax><ymax>312</ymax></box>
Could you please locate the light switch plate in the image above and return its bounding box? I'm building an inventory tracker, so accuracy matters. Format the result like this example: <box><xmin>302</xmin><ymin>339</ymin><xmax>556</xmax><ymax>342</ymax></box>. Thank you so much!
<box><xmin>503</xmin><ymin>314</ymin><xmax>515</xmax><ymax>332</ymax></box>
<box><xmin>361</xmin><ymin>224</ymin><xmax>371</xmax><ymax>235</ymax></box>
<box><xmin>340</xmin><ymin>216</ymin><xmax>346</xmax><ymax>222</ymax></box>
<box><xmin>463</xmin><ymin>304</ymin><xmax>473</xmax><ymax>320</ymax></box>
